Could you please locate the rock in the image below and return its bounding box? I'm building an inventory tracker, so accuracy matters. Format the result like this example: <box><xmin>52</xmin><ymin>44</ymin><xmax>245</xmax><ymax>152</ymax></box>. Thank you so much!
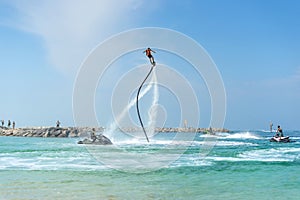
<box><xmin>58</xmin><ymin>131</ymin><xmax>67</xmax><ymax>137</ymax></box>
<box><xmin>69</xmin><ymin>129</ymin><xmax>79</xmax><ymax>137</ymax></box>
<box><xmin>5</xmin><ymin>131</ymin><xmax>13</xmax><ymax>136</ymax></box>
<box><xmin>77</xmin><ymin>134</ymin><xmax>112</xmax><ymax>145</ymax></box>
<box><xmin>44</xmin><ymin>132</ymin><xmax>49</xmax><ymax>137</ymax></box>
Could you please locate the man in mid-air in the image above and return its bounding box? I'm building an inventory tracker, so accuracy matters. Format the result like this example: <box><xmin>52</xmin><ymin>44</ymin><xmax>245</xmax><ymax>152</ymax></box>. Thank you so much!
<box><xmin>143</xmin><ymin>47</ymin><xmax>156</xmax><ymax>66</ymax></box>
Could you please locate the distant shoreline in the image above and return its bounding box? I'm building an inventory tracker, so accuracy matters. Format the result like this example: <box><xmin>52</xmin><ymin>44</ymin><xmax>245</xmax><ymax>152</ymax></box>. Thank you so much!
<box><xmin>0</xmin><ymin>126</ymin><xmax>230</xmax><ymax>138</ymax></box>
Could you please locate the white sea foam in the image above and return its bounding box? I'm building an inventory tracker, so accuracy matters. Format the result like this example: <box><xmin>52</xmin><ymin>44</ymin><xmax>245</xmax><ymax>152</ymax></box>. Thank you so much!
<box><xmin>238</xmin><ymin>147</ymin><xmax>300</xmax><ymax>162</ymax></box>
<box><xmin>199</xmin><ymin>134</ymin><xmax>219</xmax><ymax>138</ymax></box>
<box><xmin>206</xmin><ymin>156</ymin><xmax>243</xmax><ymax>162</ymax></box>
<box><xmin>260</xmin><ymin>129</ymin><xmax>276</xmax><ymax>133</ymax></box>
<box><xmin>200</xmin><ymin>132</ymin><xmax>262</xmax><ymax>140</ymax></box>
<box><xmin>204</xmin><ymin>147</ymin><xmax>300</xmax><ymax>163</ymax></box>
<box><xmin>206</xmin><ymin>156</ymin><xmax>290</xmax><ymax>162</ymax></box>
<box><xmin>170</xmin><ymin>155</ymin><xmax>214</xmax><ymax>167</ymax></box>
<box><xmin>113</xmin><ymin>138</ymin><xmax>257</xmax><ymax>147</ymax></box>
<box><xmin>215</xmin><ymin>132</ymin><xmax>231</xmax><ymax>137</ymax></box>
<box><xmin>0</xmin><ymin>151</ymin><xmax>107</xmax><ymax>171</ymax></box>
<box><xmin>225</xmin><ymin>131</ymin><xmax>262</xmax><ymax>139</ymax></box>
<box><xmin>113</xmin><ymin>138</ymin><xmax>194</xmax><ymax>146</ymax></box>
<box><xmin>289</xmin><ymin>136</ymin><xmax>300</xmax><ymax>140</ymax></box>
<box><xmin>215</xmin><ymin>141</ymin><xmax>258</xmax><ymax>146</ymax></box>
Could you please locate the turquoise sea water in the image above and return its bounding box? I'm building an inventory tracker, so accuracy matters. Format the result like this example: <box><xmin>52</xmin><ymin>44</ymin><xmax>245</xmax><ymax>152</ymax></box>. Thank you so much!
<box><xmin>0</xmin><ymin>130</ymin><xmax>299</xmax><ymax>200</ymax></box>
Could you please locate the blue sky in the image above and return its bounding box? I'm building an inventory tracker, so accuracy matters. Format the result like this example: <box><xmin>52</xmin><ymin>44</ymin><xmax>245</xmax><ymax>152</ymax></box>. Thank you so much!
<box><xmin>0</xmin><ymin>0</ymin><xmax>299</xmax><ymax>130</ymax></box>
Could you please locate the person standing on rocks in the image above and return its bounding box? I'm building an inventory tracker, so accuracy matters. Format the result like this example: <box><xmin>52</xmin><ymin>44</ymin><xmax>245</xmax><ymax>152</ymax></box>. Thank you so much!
<box><xmin>12</xmin><ymin>121</ymin><xmax>15</xmax><ymax>129</ymax></box>
<box><xmin>1</xmin><ymin>120</ymin><xmax>4</xmax><ymax>127</ymax></box>
<box><xmin>8</xmin><ymin>120</ymin><xmax>11</xmax><ymax>128</ymax></box>
<box><xmin>91</xmin><ymin>128</ymin><xmax>97</xmax><ymax>142</ymax></box>
<box><xmin>56</xmin><ymin>120</ymin><xmax>60</xmax><ymax>128</ymax></box>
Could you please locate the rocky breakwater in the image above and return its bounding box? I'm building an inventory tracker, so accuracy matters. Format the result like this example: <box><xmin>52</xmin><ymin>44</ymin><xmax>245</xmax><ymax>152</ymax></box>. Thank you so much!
<box><xmin>0</xmin><ymin>126</ymin><xmax>112</xmax><ymax>145</ymax></box>
<box><xmin>0</xmin><ymin>126</ymin><xmax>105</xmax><ymax>138</ymax></box>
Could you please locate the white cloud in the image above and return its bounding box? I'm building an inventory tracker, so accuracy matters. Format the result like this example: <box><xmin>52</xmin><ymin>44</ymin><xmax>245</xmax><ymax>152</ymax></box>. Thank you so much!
<box><xmin>8</xmin><ymin>0</ymin><xmax>147</xmax><ymax>74</ymax></box>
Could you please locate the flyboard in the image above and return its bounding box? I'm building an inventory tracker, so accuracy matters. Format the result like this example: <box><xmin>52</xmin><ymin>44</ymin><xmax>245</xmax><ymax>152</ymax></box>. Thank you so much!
<box><xmin>136</xmin><ymin>61</ymin><xmax>156</xmax><ymax>142</ymax></box>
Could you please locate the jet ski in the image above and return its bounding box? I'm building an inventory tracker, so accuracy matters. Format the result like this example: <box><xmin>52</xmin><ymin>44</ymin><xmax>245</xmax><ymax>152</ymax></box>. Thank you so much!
<box><xmin>270</xmin><ymin>136</ymin><xmax>290</xmax><ymax>143</ymax></box>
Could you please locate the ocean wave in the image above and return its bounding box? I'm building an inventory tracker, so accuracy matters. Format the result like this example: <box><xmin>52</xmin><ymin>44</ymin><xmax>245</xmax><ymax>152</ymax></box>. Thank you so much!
<box><xmin>260</xmin><ymin>129</ymin><xmax>276</xmax><ymax>133</ymax></box>
<box><xmin>113</xmin><ymin>139</ymin><xmax>195</xmax><ymax>146</ymax></box>
<box><xmin>203</xmin><ymin>147</ymin><xmax>300</xmax><ymax>163</ymax></box>
<box><xmin>224</xmin><ymin>132</ymin><xmax>262</xmax><ymax>139</ymax></box>
<box><xmin>238</xmin><ymin>147</ymin><xmax>300</xmax><ymax>162</ymax></box>
<box><xmin>130</xmin><ymin>140</ymin><xmax>256</xmax><ymax>147</ymax></box>
<box><xmin>289</xmin><ymin>136</ymin><xmax>300</xmax><ymax>140</ymax></box>
<box><xmin>109</xmin><ymin>138</ymin><xmax>257</xmax><ymax>147</ymax></box>
<box><xmin>170</xmin><ymin>155</ymin><xmax>214</xmax><ymax>167</ymax></box>
<box><xmin>206</xmin><ymin>155</ymin><xmax>292</xmax><ymax>162</ymax></box>
<box><xmin>190</xmin><ymin>140</ymin><xmax>257</xmax><ymax>146</ymax></box>
<box><xmin>215</xmin><ymin>141</ymin><xmax>258</xmax><ymax>146</ymax></box>
<box><xmin>0</xmin><ymin>155</ymin><xmax>106</xmax><ymax>171</ymax></box>
<box><xmin>199</xmin><ymin>131</ymin><xmax>262</xmax><ymax>140</ymax></box>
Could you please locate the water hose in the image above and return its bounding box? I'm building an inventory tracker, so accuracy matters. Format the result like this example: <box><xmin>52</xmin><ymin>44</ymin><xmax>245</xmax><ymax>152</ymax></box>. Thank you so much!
<box><xmin>136</xmin><ymin>65</ymin><xmax>154</xmax><ymax>142</ymax></box>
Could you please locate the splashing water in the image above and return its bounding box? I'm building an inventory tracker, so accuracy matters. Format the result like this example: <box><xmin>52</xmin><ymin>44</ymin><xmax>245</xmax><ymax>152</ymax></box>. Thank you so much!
<box><xmin>147</xmin><ymin>69</ymin><xmax>159</xmax><ymax>137</ymax></box>
<box><xmin>105</xmin><ymin>67</ymin><xmax>158</xmax><ymax>142</ymax></box>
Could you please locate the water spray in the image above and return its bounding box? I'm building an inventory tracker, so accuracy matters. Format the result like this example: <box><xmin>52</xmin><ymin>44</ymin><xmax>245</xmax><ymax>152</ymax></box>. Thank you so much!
<box><xmin>136</xmin><ymin>65</ymin><xmax>155</xmax><ymax>142</ymax></box>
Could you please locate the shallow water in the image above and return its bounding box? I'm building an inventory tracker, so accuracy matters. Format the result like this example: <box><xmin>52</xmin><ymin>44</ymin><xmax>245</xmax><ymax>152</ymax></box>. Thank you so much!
<box><xmin>0</xmin><ymin>130</ymin><xmax>299</xmax><ymax>199</ymax></box>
